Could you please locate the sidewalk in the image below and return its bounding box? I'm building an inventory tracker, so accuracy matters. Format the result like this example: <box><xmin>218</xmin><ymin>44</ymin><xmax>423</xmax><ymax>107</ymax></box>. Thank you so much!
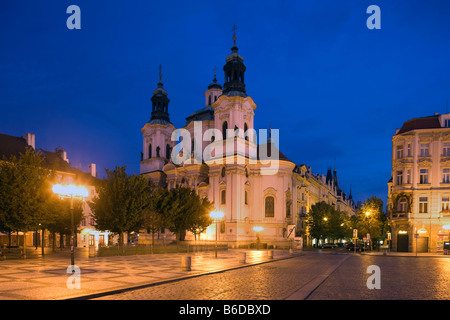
<box><xmin>0</xmin><ymin>248</ymin><xmax>299</xmax><ymax>300</ymax></box>
<box><xmin>361</xmin><ymin>251</ymin><xmax>450</xmax><ymax>257</ymax></box>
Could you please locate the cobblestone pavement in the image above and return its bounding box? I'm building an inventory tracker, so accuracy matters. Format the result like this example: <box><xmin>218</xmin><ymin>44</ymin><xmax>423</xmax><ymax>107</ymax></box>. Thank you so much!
<box><xmin>95</xmin><ymin>252</ymin><xmax>348</xmax><ymax>300</ymax></box>
<box><xmin>94</xmin><ymin>252</ymin><xmax>450</xmax><ymax>300</ymax></box>
<box><xmin>308</xmin><ymin>254</ymin><xmax>450</xmax><ymax>300</ymax></box>
<box><xmin>0</xmin><ymin>248</ymin><xmax>295</xmax><ymax>300</ymax></box>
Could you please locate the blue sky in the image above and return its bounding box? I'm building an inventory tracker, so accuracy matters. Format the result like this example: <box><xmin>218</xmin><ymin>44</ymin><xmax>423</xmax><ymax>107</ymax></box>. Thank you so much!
<box><xmin>1</xmin><ymin>0</ymin><xmax>450</xmax><ymax>207</ymax></box>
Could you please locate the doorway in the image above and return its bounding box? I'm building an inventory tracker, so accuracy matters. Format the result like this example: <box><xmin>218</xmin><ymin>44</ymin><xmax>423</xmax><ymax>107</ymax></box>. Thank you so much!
<box><xmin>397</xmin><ymin>233</ymin><xmax>409</xmax><ymax>252</ymax></box>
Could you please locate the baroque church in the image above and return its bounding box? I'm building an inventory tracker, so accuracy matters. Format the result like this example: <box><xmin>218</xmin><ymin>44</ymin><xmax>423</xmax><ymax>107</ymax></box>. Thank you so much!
<box><xmin>139</xmin><ymin>32</ymin><xmax>356</xmax><ymax>247</ymax></box>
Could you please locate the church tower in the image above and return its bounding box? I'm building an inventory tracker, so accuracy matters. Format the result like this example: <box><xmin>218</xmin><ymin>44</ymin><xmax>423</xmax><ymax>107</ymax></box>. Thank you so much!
<box><xmin>140</xmin><ymin>66</ymin><xmax>176</xmax><ymax>186</ymax></box>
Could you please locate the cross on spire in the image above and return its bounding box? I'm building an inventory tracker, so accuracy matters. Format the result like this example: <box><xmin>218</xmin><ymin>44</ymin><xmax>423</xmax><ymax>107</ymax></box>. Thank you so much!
<box><xmin>159</xmin><ymin>64</ymin><xmax>162</xmax><ymax>82</ymax></box>
<box><xmin>232</xmin><ymin>24</ymin><xmax>237</xmax><ymax>45</ymax></box>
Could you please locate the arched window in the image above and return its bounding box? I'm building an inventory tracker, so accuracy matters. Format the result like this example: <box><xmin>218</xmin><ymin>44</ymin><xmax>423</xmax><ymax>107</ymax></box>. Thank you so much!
<box><xmin>148</xmin><ymin>144</ymin><xmax>152</xmax><ymax>159</ymax></box>
<box><xmin>166</xmin><ymin>144</ymin><xmax>171</xmax><ymax>159</ymax></box>
<box><xmin>208</xmin><ymin>95</ymin><xmax>212</xmax><ymax>105</ymax></box>
<box><xmin>265</xmin><ymin>196</ymin><xmax>275</xmax><ymax>217</ymax></box>
<box><xmin>244</xmin><ymin>123</ymin><xmax>249</xmax><ymax>141</ymax></box>
<box><xmin>221</xmin><ymin>167</ymin><xmax>226</xmax><ymax>177</ymax></box>
<box><xmin>222</xmin><ymin>121</ymin><xmax>228</xmax><ymax>140</ymax></box>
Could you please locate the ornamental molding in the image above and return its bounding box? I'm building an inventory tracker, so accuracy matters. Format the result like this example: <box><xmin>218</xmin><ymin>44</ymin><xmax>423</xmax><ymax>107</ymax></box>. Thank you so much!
<box><xmin>417</xmin><ymin>159</ymin><xmax>432</xmax><ymax>167</ymax></box>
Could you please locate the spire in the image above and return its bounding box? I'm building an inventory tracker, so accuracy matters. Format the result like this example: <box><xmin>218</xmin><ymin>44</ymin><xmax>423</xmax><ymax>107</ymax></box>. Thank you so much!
<box><xmin>222</xmin><ymin>25</ymin><xmax>247</xmax><ymax>97</ymax></box>
<box><xmin>149</xmin><ymin>65</ymin><xmax>171</xmax><ymax>125</ymax></box>
<box><xmin>208</xmin><ymin>67</ymin><xmax>222</xmax><ymax>90</ymax></box>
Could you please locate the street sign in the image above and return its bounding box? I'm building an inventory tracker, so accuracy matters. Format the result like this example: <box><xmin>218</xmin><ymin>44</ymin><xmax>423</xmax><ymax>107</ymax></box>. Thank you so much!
<box><xmin>353</xmin><ymin>229</ymin><xmax>358</xmax><ymax>238</ymax></box>
<box><xmin>287</xmin><ymin>225</ymin><xmax>296</xmax><ymax>239</ymax></box>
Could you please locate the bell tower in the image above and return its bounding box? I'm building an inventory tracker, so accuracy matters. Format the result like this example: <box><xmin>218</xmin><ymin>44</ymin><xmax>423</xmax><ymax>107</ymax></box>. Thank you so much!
<box><xmin>222</xmin><ymin>25</ymin><xmax>247</xmax><ymax>98</ymax></box>
<box><xmin>140</xmin><ymin>66</ymin><xmax>175</xmax><ymax>186</ymax></box>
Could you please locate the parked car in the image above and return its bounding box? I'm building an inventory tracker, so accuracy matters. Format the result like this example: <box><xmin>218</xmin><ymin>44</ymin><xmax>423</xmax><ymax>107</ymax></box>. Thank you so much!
<box><xmin>320</xmin><ymin>243</ymin><xmax>337</xmax><ymax>249</ymax></box>
<box><xmin>346</xmin><ymin>243</ymin><xmax>365</xmax><ymax>252</ymax></box>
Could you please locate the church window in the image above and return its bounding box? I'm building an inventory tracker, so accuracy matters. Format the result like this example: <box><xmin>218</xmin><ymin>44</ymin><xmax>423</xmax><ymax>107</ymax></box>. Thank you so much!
<box><xmin>244</xmin><ymin>123</ymin><xmax>249</xmax><ymax>141</ymax></box>
<box><xmin>245</xmin><ymin>191</ymin><xmax>248</xmax><ymax>205</ymax></box>
<box><xmin>222</xmin><ymin>121</ymin><xmax>228</xmax><ymax>140</ymax></box>
<box><xmin>265</xmin><ymin>196</ymin><xmax>275</xmax><ymax>217</ymax></box>
<box><xmin>148</xmin><ymin>144</ymin><xmax>152</xmax><ymax>159</ymax></box>
<box><xmin>166</xmin><ymin>144</ymin><xmax>171</xmax><ymax>159</ymax></box>
<box><xmin>208</xmin><ymin>95</ymin><xmax>212</xmax><ymax>105</ymax></box>
<box><xmin>221</xmin><ymin>190</ymin><xmax>226</xmax><ymax>205</ymax></box>
<box><xmin>221</xmin><ymin>167</ymin><xmax>226</xmax><ymax>177</ymax></box>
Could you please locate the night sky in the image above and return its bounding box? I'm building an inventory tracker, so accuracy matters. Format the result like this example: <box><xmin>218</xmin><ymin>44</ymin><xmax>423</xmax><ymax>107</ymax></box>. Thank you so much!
<box><xmin>1</xmin><ymin>0</ymin><xmax>450</xmax><ymax>207</ymax></box>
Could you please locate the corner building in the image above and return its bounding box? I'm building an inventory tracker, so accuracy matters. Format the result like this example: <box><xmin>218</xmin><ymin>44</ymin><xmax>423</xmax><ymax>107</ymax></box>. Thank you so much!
<box><xmin>388</xmin><ymin>112</ymin><xmax>450</xmax><ymax>252</ymax></box>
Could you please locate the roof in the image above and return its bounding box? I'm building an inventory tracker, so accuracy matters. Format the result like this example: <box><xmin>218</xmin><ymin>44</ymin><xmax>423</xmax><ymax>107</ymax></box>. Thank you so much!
<box><xmin>257</xmin><ymin>142</ymin><xmax>291</xmax><ymax>162</ymax></box>
<box><xmin>0</xmin><ymin>133</ymin><xmax>99</xmax><ymax>185</ymax></box>
<box><xmin>185</xmin><ymin>105</ymin><xmax>215</xmax><ymax>125</ymax></box>
<box><xmin>396</xmin><ymin>115</ymin><xmax>442</xmax><ymax>135</ymax></box>
<box><xmin>0</xmin><ymin>133</ymin><xmax>28</xmax><ymax>159</ymax></box>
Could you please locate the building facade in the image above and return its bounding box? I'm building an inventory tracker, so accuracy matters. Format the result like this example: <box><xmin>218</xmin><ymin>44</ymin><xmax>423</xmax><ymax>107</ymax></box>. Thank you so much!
<box><xmin>0</xmin><ymin>132</ymin><xmax>108</xmax><ymax>249</ymax></box>
<box><xmin>139</xmin><ymin>34</ymin><xmax>357</xmax><ymax>247</ymax></box>
<box><xmin>388</xmin><ymin>112</ymin><xmax>450</xmax><ymax>252</ymax></box>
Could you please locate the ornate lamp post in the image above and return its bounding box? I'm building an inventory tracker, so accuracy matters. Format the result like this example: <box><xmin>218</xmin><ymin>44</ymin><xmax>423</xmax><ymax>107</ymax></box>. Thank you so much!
<box><xmin>210</xmin><ymin>211</ymin><xmax>224</xmax><ymax>258</ymax></box>
<box><xmin>52</xmin><ymin>184</ymin><xmax>88</xmax><ymax>268</ymax></box>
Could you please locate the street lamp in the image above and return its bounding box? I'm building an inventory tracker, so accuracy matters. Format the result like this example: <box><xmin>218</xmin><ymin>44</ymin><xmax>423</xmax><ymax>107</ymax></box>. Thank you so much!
<box><xmin>210</xmin><ymin>210</ymin><xmax>224</xmax><ymax>258</ymax></box>
<box><xmin>52</xmin><ymin>184</ymin><xmax>88</xmax><ymax>268</ymax></box>
<box><xmin>253</xmin><ymin>226</ymin><xmax>263</xmax><ymax>250</ymax></box>
<box><xmin>365</xmin><ymin>210</ymin><xmax>371</xmax><ymax>251</ymax></box>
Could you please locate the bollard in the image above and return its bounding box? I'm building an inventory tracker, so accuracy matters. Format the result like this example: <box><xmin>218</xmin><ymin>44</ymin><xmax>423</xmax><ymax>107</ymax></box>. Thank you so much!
<box><xmin>239</xmin><ymin>252</ymin><xmax>246</xmax><ymax>264</ymax></box>
<box><xmin>289</xmin><ymin>248</ymin><xmax>293</xmax><ymax>255</ymax></box>
<box><xmin>181</xmin><ymin>256</ymin><xmax>191</xmax><ymax>271</ymax></box>
<box><xmin>268</xmin><ymin>250</ymin><xmax>273</xmax><ymax>259</ymax></box>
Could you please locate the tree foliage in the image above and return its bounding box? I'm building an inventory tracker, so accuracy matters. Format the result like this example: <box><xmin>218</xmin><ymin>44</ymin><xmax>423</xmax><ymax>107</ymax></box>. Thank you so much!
<box><xmin>306</xmin><ymin>201</ymin><xmax>351</xmax><ymax>241</ymax></box>
<box><xmin>89</xmin><ymin>166</ymin><xmax>150</xmax><ymax>249</ymax></box>
<box><xmin>156</xmin><ymin>185</ymin><xmax>214</xmax><ymax>243</ymax></box>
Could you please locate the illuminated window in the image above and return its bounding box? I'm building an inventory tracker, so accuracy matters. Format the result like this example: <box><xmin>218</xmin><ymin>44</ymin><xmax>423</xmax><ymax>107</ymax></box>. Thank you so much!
<box><xmin>444</xmin><ymin>143</ymin><xmax>450</xmax><ymax>156</ymax></box>
<box><xmin>419</xmin><ymin>169</ymin><xmax>429</xmax><ymax>184</ymax></box>
<box><xmin>396</xmin><ymin>170</ymin><xmax>403</xmax><ymax>185</ymax></box>
<box><xmin>443</xmin><ymin>168</ymin><xmax>450</xmax><ymax>183</ymax></box>
<box><xmin>265</xmin><ymin>196</ymin><xmax>275</xmax><ymax>217</ymax></box>
<box><xmin>396</xmin><ymin>145</ymin><xmax>404</xmax><ymax>159</ymax></box>
<box><xmin>420</xmin><ymin>144</ymin><xmax>430</xmax><ymax>157</ymax></box>
<box><xmin>442</xmin><ymin>197</ymin><xmax>450</xmax><ymax>211</ymax></box>
<box><xmin>419</xmin><ymin>197</ymin><xmax>428</xmax><ymax>213</ymax></box>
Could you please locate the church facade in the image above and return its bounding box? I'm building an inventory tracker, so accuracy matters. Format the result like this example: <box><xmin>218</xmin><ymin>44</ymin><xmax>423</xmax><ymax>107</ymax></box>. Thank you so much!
<box><xmin>139</xmin><ymin>34</ymin><xmax>356</xmax><ymax>247</ymax></box>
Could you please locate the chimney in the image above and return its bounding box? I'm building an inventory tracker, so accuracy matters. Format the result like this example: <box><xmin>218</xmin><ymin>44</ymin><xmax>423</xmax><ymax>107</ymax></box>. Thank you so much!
<box><xmin>22</xmin><ymin>133</ymin><xmax>35</xmax><ymax>150</ymax></box>
<box><xmin>88</xmin><ymin>163</ymin><xmax>97</xmax><ymax>177</ymax></box>
<box><xmin>55</xmin><ymin>148</ymin><xmax>69</xmax><ymax>163</ymax></box>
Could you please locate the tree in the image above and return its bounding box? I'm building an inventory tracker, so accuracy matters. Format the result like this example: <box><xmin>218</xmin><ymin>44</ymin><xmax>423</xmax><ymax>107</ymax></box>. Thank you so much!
<box><xmin>187</xmin><ymin>197</ymin><xmax>214</xmax><ymax>241</ymax></box>
<box><xmin>306</xmin><ymin>201</ymin><xmax>350</xmax><ymax>244</ymax></box>
<box><xmin>156</xmin><ymin>185</ymin><xmax>213</xmax><ymax>244</ymax></box>
<box><xmin>89</xmin><ymin>166</ymin><xmax>150</xmax><ymax>252</ymax></box>
<box><xmin>141</xmin><ymin>184</ymin><xmax>165</xmax><ymax>252</ymax></box>
<box><xmin>0</xmin><ymin>148</ymin><xmax>52</xmax><ymax>257</ymax></box>
<box><xmin>357</xmin><ymin>196</ymin><xmax>387</xmax><ymax>248</ymax></box>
